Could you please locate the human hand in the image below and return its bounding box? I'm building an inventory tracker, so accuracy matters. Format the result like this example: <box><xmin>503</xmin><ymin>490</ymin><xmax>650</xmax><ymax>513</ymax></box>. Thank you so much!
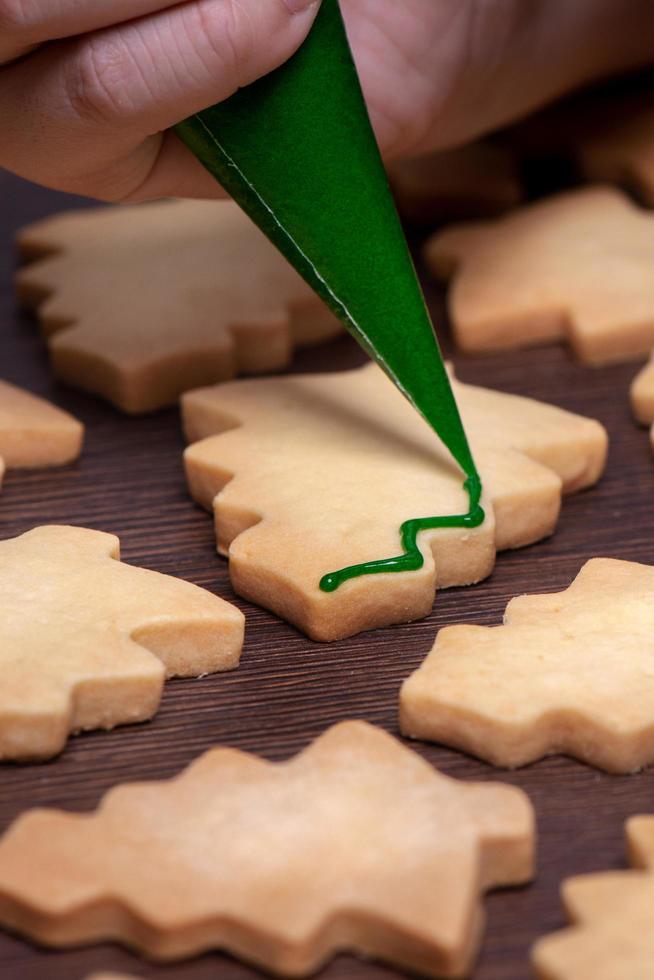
<box><xmin>0</xmin><ymin>0</ymin><xmax>321</xmax><ymax>201</ymax></box>
<box><xmin>345</xmin><ymin>0</ymin><xmax>654</xmax><ymax>160</ymax></box>
<box><xmin>1</xmin><ymin>0</ymin><xmax>653</xmax><ymax>203</ymax></box>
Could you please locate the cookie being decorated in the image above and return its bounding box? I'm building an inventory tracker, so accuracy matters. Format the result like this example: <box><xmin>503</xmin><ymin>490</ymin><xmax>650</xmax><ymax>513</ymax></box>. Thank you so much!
<box><xmin>182</xmin><ymin>362</ymin><xmax>606</xmax><ymax>641</ymax></box>
<box><xmin>0</xmin><ymin>525</ymin><xmax>243</xmax><ymax>761</ymax></box>
<box><xmin>16</xmin><ymin>200</ymin><xmax>341</xmax><ymax>413</ymax></box>
<box><xmin>0</xmin><ymin>721</ymin><xmax>534</xmax><ymax>978</ymax></box>
<box><xmin>427</xmin><ymin>186</ymin><xmax>654</xmax><ymax>363</ymax></box>
<box><xmin>401</xmin><ymin>558</ymin><xmax>654</xmax><ymax>772</ymax></box>
<box><xmin>533</xmin><ymin>816</ymin><xmax>654</xmax><ymax>980</ymax></box>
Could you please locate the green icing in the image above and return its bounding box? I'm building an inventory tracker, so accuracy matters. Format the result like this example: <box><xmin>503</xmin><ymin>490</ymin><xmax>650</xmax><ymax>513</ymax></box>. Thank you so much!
<box><xmin>320</xmin><ymin>475</ymin><xmax>485</xmax><ymax>592</ymax></box>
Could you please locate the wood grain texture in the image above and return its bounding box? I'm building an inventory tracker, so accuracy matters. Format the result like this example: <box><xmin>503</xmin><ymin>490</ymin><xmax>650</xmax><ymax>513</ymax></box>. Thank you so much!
<box><xmin>1</xmin><ymin>169</ymin><xmax>654</xmax><ymax>980</ymax></box>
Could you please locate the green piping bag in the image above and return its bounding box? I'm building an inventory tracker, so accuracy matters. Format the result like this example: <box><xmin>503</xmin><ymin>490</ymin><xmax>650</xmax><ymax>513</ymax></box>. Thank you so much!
<box><xmin>175</xmin><ymin>0</ymin><xmax>484</xmax><ymax>592</ymax></box>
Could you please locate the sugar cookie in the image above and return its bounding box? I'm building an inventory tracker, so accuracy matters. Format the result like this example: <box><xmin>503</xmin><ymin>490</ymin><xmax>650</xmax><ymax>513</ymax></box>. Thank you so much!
<box><xmin>0</xmin><ymin>379</ymin><xmax>82</xmax><ymax>488</ymax></box>
<box><xmin>16</xmin><ymin>200</ymin><xmax>341</xmax><ymax>413</ymax></box>
<box><xmin>0</xmin><ymin>525</ymin><xmax>243</xmax><ymax>761</ymax></box>
<box><xmin>533</xmin><ymin>816</ymin><xmax>654</xmax><ymax>979</ymax></box>
<box><xmin>0</xmin><ymin>721</ymin><xmax>534</xmax><ymax>979</ymax></box>
<box><xmin>631</xmin><ymin>353</ymin><xmax>654</xmax><ymax>450</ymax></box>
<box><xmin>401</xmin><ymin>558</ymin><xmax>654</xmax><ymax>772</ymax></box>
<box><xmin>182</xmin><ymin>362</ymin><xmax>606</xmax><ymax>641</ymax></box>
<box><xmin>427</xmin><ymin>186</ymin><xmax>654</xmax><ymax>363</ymax></box>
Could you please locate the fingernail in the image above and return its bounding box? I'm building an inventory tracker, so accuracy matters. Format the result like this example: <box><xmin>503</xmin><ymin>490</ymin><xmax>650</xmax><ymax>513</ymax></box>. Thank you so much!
<box><xmin>283</xmin><ymin>0</ymin><xmax>320</xmax><ymax>13</ymax></box>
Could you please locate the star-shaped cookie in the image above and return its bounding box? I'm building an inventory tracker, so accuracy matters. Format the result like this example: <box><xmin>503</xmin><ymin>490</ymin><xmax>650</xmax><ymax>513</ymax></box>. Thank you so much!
<box><xmin>0</xmin><ymin>525</ymin><xmax>244</xmax><ymax>761</ymax></box>
<box><xmin>0</xmin><ymin>721</ymin><xmax>534</xmax><ymax>978</ymax></box>
<box><xmin>16</xmin><ymin>200</ymin><xmax>341</xmax><ymax>413</ymax></box>
<box><xmin>533</xmin><ymin>816</ymin><xmax>654</xmax><ymax>979</ymax></box>
<box><xmin>426</xmin><ymin>186</ymin><xmax>654</xmax><ymax>364</ymax></box>
<box><xmin>182</xmin><ymin>362</ymin><xmax>606</xmax><ymax>641</ymax></box>
<box><xmin>0</xmin><ymin>379</ymin><xmax>83</xmax><ymax>488</ymax></box>
<box><xmin>401</xmin><ymin>558</ymin><xmax>654</xmax><ymax>772</ymax></box>
<box><xmin>631</xmin><ymin>353</ymin><xmax>654</xmax><ymax>450</ymax></box>
<box><xmin>389</xmin><ymin>141</ymin><xmax>522</xmax><ymax>226</ymax></box>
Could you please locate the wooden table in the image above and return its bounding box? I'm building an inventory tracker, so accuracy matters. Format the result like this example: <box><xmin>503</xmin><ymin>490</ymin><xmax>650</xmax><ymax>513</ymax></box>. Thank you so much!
<box><xmin>2</xmin><ymin>169</ymin><xmax>654</xmax><ymax>980</ymax></box>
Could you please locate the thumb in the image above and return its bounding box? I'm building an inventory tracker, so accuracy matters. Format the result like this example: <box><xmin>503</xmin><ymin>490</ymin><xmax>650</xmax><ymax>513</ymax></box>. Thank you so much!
<box><xmin>84</xmin><ymin>0</ymin><xmax>325</xmax><ymax>135</ymax></box>
<box><xmin>0</xmin><ymin>0</ymin><xmax>321</xmax><ymax>199</ymax></box>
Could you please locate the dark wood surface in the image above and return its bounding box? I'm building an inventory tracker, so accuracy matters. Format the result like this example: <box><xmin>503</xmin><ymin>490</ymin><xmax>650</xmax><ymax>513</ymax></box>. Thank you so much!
<box><xmin>2</xmin><ymin>168</ymin><xmax>654</xmax><ymax>980</ymax></box>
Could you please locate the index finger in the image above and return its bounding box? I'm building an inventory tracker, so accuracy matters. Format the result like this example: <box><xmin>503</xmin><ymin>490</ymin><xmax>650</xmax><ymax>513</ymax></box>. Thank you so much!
<box><xmin>0</xmin><ymin>0</ymin><xmax>182</xmax><ymax>64</ymax></box>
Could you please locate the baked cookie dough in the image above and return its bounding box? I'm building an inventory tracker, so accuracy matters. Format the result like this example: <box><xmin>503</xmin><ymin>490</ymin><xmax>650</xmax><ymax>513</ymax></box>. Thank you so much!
<box><xmin>427</xmin><ymin>186</ymin><xmax>654</xmax><ymax>363</ymax></box>
<box><xmin>0</xmin><ymin>721</ymin><xmax>534</xmax><ymax>979</ymax></box>
<box><xmin>401</xmin><ymin>558</ymin><xmax>654</xmax><ymax>772</ymax></box>
<box><xmin>0</xmin><ymin>378</ymin><xmax>82</xmax><ymax>488</ymax></box>
<box><xmin>533</xmin><ymin>816</ymin><xmax>654</xmax><ymax>979</ymax></box>
<box><xmin>631</xmin><ymin>353</ymin><xmax>654</xmax><ymax>451</ymax></box>
<box><xmin>0</xmin><ymin>525</ymin><xmax>243</xmax><ymax>761</ymax></box>
<box><xmin>183</xmin><ymin>362</ymin><xmax>606</xmax><ymax>640</ymax></box>
<box><xmin>16</xmin><ymin>200</ymin><xmax>341</xmax><ymax>413</ymax></box>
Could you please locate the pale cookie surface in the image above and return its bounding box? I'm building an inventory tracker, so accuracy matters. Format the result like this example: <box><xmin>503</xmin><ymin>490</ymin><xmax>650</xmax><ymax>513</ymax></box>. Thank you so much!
<box><xmin>401</xmin><ymin>558</ymin><xmax>654</xmax><ymax>772</ymax></box>
<box><xmin>0</xmin><ymin>379</ymin><xmax>83</xmax><ymax>488</ymax></box>
<box><xmin>533</xmin><ymin>816</ymin><xmax>654</xmax><ymax>979</ymax></box>
<box><xmin>0</xmin><ymin>525</ymin><xmax>244</xmax><ymax>761</ymax></box>
<box><xmin>0</xmin><ymin>720</ymin><xmax>534</xmax><ymax>979</ymax></box>
<box><xmin>426</xmin><ymin>186</ymin><xmax>654</xmax><ymax>364</ymax></box>
<box><xmin>182</xmin><ymin>362</ymin><xmax>606</xmax><ymax>641</ymax></box>
<box><xmin>16</xmin><ymin>200</ymin><xmax>341</xmax><ymax>413</ymax></box>
<box><xmin>389</xmin><ymin>141</ymin><xmax>522</xmax><ymax>226</ymax></box>
<box><xmin>631</xmin><ymin>353</ymin><xmax>654</xmax><ymax>450</ymax></box>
